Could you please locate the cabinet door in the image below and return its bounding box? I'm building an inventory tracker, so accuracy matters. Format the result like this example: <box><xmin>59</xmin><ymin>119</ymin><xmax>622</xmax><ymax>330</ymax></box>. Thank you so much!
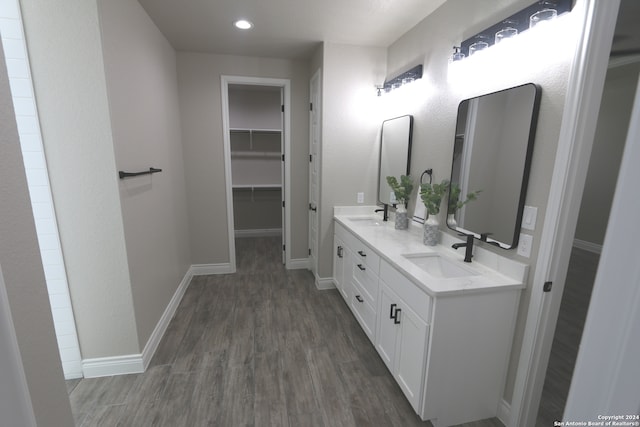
<box><xmin>395</xmin><ymin>303</ymin><xmax>429</xmax><ymax>412</ymax></box>
<box><xmin>333</xmin><ymin>235</ymin><xmax>347</xmax><ymax>301</ymax></box>
<box><xmin>376</xmin><ymin>281</ymin><xmax>399</xmax><ymax>373</ymax></box>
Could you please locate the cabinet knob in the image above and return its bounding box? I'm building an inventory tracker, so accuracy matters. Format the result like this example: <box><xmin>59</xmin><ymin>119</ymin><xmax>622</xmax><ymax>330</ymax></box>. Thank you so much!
<box><xmin>355</xmin><ymin>295</ymin><xmax>364</xmax><ymax>303</ymax></box>
<box><xmin>357</xmin><ymin>264</ymin><xmax>366</xmax><ymax>271</ymax></box>
<box><xmin>357</xmin><ymin>250</ymin><xmax>366</xmax><ymax>257</ymax></box>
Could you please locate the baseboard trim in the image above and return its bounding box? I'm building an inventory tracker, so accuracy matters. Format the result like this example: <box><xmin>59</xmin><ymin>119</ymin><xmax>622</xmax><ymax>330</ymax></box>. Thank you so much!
<box><xmin>82</xmin><ymin>354</ymin><xmax>144</xmax><ymax>378</ymax></box>
<box><xmin>316</xmin><ymin>276</ymin><xmax>336</xmax><ymax>290</ymax></box>
<box><xmin>141</xmin><ymin>267</ymin><xmax>193</xmax><ymax>369</ymax></box>
<box><xmin>573</xmin><ymin>238</ymin><xmax>603</xmax><ymax>254</ymax></box>
<box><xmin>287</xmin><ymin>258</ymin><xmax>309</xmax><ymax>270</ymax></box>
<box><xmin>497</xmin><ymin>398</ymin><xmax>511</xmax><ymax>426</ymax></box>
<box><xmin>190</xmin><ymin>263</ymin><xmax>234</xmax><ymax>275</ymax></box>
<box><xmin>235</xmin><ymin>228</ymin><xmax>282</xmax><ymax>238</ymax></box>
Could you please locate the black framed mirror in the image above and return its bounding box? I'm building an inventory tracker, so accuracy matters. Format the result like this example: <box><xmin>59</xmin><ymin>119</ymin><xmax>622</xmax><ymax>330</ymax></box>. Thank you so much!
<box><xmin>378</xmin><ymin>115</ymin><xmax>413</xmax><ymax>206</ymax></box>
<box><xmin>447</xmin><ymin>83</ymin><xmax>541</xmax><ymax>249</ymax></box>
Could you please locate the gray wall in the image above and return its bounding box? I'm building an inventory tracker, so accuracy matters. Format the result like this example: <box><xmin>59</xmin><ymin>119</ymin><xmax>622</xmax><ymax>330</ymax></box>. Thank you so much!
<box><xmin>378</xmin><ymin>0</ymin><xmax>583</xmax><ymax>403</ymax></box>
<box><xmin>0</xmin><ymin>40</ymin><xmax>74</xmax><ymax>427</ymax></box>
<box><xmin>20</xmin><ymin>0</ymin><xmax>139</xmax><ymax>358</ymax></box>
<box><xmin>317</xmin><ymin>43</ymin><xmax>387</xmax><ymax>279</ymax></box>
<box><xmin>575</xmin><ymin>61</ymin><xmax>640</xmax><ymax>245</ymax></box>
<box><xmin>176</xmin><ymin>52</ymin><xmax>310</xmax><ymax>264</ymax></box>
<box><xmin>98</xmin><ymin>0</ymin><xmax>192</xmax><ymax>348</ymax></box>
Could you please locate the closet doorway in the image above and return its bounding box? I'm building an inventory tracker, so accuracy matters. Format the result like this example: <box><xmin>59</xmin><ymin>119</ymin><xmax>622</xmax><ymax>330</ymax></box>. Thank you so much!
<box><xmin>221</xmin><ymin>76</ymin><xmax>291</xmax><ymax>270</ymax></box>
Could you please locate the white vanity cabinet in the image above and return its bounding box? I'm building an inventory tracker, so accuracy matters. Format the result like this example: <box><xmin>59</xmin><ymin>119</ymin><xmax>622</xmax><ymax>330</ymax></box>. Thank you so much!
<box><xmin>377</xmin><ymin>277</ymin><xmax>429</xmax><ymax>413</ymax></box>
<box><xmin>332</xmin><ymin>213</ymin><xmax>526</xmax><ymax>427</ymax></box>
<box><xmin>332</xmin><ymin>233</ymin><xmax>348</xmax><ymax>301</ymax></box>
<box><xmin>334</xmin><ymin>222</ymin><xmax>380</xmax><ymax>341</ymax></box>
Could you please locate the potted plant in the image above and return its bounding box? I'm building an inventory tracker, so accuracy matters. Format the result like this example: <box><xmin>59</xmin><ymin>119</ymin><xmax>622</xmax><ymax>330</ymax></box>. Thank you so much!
<box><xmin>386</xmin><ymin>175</ymin><xmax>414</xmax><ymax>230</ymax></box>
<box><xmin>419</xmin><ymin>179</ymin><xmax>449</xmax><ymax>245</ymax></box>
<box><xmin>447</xmin><ymin>184</ymin><xmax>482</xmax><ymax>228</ymax></box>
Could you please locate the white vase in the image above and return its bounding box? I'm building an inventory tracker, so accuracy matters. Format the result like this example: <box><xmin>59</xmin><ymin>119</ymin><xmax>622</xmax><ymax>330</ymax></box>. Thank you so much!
<box><xmin>447</xmin><ymin>213</ymin><xmax>457</xmax><ymax>229</ymax></box>
<box><xmin>395</xmin><ymin>205</ymin><xmax>408</xmax><ymax>230</ymax></box>
<box><xmin>423</xmin><ymin>214</ymin><xmax>440</xmax><ymax>246</ymax></box>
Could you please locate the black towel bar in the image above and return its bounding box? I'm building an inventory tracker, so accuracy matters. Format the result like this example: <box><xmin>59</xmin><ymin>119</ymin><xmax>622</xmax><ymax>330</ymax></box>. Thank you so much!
<box><xmin>119</xmin><ymin>167</ymin><xmax>162</xmax><ymax>179</ymax></box>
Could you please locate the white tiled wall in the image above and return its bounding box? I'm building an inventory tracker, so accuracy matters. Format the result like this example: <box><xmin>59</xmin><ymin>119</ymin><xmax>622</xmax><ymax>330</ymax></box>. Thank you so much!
<box><xmin>0</xmin><ymin>0</ymin><xmax>82</xmax><ymax>379</ymax></box>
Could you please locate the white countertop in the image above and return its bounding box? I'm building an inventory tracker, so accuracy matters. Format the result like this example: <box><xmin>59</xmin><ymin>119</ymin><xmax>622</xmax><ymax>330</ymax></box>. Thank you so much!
<box><xmin>334</xmin><ymin>206</ymin><xmax>528</xmax><ymax>297</ymax></box>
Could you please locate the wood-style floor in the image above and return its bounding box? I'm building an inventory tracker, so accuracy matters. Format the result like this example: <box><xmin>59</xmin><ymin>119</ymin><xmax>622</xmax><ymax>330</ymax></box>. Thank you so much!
<box><xmin>535</xmin><ymin>247</ymin><xmax>599</xmax><ymax>426</ymax></box>
<box><xmin>67</xmin><ymin>237</ymin><xmax>504</xmax><ymax>427</ymax></box>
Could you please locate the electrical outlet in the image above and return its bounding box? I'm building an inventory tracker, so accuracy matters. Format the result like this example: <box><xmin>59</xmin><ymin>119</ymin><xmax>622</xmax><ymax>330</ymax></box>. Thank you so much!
<box><xmin>357</xmin><ymin>192</ymin><xmax>364</xmax><ymax>203</ymax></box>
<box><xmin>522</xmin><ymin>206</ymin><xmax>538</xmax><ymax>231</ymax></box>
<box><xmin>517</xmin><ymin>233</ymin><xmax>533</xmax><ymax>258</ymax></box>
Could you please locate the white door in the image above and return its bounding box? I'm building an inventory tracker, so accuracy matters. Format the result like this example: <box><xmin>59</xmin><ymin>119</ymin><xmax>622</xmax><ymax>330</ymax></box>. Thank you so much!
<box><xmin>563</xmin><ymin>72</ymin><xmax>640</xmax><ymax>421</ymax></box>
<box><xmin>395</xmin><ymin>303</ymin><xmax>428</xmax><ymax>412</ymax></box>
<box><xmin>280</xmin><ymin>88</ymin><xmax>285</xmax><ymax>264</ymax></box>
<box><xmin>376</xmin><ymin>281</ymin><xmax>399</xmax><ymax>372</ymax></box>
<box><xmin>308</xmin><ymin>70</ymin><xmax>321</xmax><ymax>277</ymax></box>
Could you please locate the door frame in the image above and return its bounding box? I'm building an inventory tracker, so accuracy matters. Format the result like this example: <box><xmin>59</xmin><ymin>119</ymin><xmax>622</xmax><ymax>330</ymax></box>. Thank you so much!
<box><xmin>220</xmin><ymin>75</ymin><xmax>292</xmax><ymax>270</ymax></box>
<box><xmin>508</xmin><ymin>1</ymin><xmax>621</xmax><ymax>425</ymax></box>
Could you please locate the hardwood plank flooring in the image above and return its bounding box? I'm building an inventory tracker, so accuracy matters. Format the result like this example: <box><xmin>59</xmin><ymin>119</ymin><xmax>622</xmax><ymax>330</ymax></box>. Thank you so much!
<box><xmin>536</xmin><ymin>247</ymin><xmax>599</xmax><ymax>426</ymax></box>
<box><xmin>68</xmin><ymin>237</ymin><xmax>504</xmax><ymax>427</ymax></box>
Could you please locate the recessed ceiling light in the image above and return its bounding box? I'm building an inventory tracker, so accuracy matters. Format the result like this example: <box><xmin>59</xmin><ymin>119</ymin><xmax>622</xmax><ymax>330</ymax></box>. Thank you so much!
<box><xmin>234</xmin><ymin>19</ymin><xmax>253</xmax><ymax>30</ymax></box>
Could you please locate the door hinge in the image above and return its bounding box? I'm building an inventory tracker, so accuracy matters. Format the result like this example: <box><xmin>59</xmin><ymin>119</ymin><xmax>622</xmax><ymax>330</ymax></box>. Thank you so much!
<box><xmin>543</xmin><ymin>281</ymin><xmax>553</xmax><ymax>292</ymax></box>
<box><xmin>310</xmin><ymin>102</ymin><xmax>313</xmax><ymax>111</ymax></box>
<box><xmin>308</xmin><ymin>248</ymin><xmax>311</xmax><ymax>256</ymax></box>
<box><xmin>282</xmin><ymin>154</ymin><xmax>285</xmax><ymax>161</ymax></box>
<box><xmin>282</xmin><ymin>200</ymin><xmax>285</xmax><ymax>208</ymax></box>
<box><xmin>281</xmin><ymin>104</ymin><xmax>285</xmax><ymax>112</ymax></box>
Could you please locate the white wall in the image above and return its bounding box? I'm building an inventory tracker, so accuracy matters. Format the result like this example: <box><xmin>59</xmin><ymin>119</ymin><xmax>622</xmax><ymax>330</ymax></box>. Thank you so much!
<box><xmin>98</xmin><ymin>0</ymin><xmax>192</xmax><ymax>351</ymax></box>
<box><xmin>317</xmin><ymin>43</ymin><xmax>387</xmax><ymax>278</ymax></box>
<box><xmin>381</xmin><ymin>0</ymin><xmax>584</xmax><ymax>404</ymax></box>
<box><xmin>20</xmin><ymin>0</ymin><xmax>139</xmax><ymax>358</ymax></box>
<box><xmin>176</xmin><ymin>52</ymin><xmax>310</xmax><ymax>264</ymax></box>
<box><xmin>0</xmin><ymin>38</ymin><xmax>74</xmax><ymax>426</ymax></box>
<box><xmin>0</xmin><ymin>0</ymin><xmax>82</xmax><ymax>378</ymax></box>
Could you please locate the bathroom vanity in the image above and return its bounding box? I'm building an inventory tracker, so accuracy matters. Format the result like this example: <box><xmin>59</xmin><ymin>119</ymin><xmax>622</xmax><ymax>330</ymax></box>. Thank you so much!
<box><xmin>333</xmin><ymin>206</ymin><xmax>527</xmax><ymax>427</ymax></box>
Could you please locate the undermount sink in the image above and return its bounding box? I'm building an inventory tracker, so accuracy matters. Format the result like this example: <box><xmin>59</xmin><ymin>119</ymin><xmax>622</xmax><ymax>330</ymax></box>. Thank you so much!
<box><xmin>402</xmin><ymin>253</ymin><xmax>479</xmax><ymax>278</ymax></box>
<box><xmin>347</xmin><ymin>216</ymin><xmax>384</xmax><ymax>226</ymax></box>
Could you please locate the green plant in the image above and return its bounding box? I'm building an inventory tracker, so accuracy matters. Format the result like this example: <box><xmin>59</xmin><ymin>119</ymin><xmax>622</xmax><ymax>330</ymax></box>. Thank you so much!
<box><xmin>386</xmin><ymin>175</ymin><xmax>414</xmax><ymax>204</ymax></box>
<box><xmin>448</xmin><ymin>184</ymin><xmax>482</xmax><ymax>214</ymax></box>
<box><xmin>420</xmin><ymin>180</ymin><xmax>449</xmax><ymax>215</ymax></box>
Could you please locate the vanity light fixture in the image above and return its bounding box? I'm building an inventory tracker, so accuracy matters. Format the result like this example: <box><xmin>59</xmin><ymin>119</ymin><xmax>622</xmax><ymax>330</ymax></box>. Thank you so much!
<box><xmin>456</xmin><ymin>0</ymin><xmax>572</xmax><ymax>59</ymax></box>
<box><xmin>378</xmin><ymin>64</ymin><xmax>423</xmax><ymax>96</ymax></box>
<box><xmin>234</xmin><ymin>19</ymin><xmax>253</xmax><ymax>30</ymax></box>
<box><xmin>451</xmin><ymin>46</ymin><xmax>465</xmax><ymax>62</ymax></box>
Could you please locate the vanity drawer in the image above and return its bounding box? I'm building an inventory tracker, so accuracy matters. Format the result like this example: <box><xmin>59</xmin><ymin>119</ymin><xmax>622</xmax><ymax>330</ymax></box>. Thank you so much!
<box><xmin>350</xmin><ymin>281</ymin><xmax>377</xmax><ymax>340</ymax></box>
<box><xmin>351</xmin><ymin>258</ymin><xmax>378</xmax><ymax>304</ymax></box>
<box><xmin>350</xmin><ymin>239</ymin><xmax>380</xmax><ymax>275</ymax></box>
<box><xmin>380</xmin><ymin>260</ymin><xmax>432</xmax><ymax>322</ymax></box>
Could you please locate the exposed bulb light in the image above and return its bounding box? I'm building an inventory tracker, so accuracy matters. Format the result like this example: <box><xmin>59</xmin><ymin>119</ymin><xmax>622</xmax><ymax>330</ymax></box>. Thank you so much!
<box><xmin>234</xmin><ymin>19</ymin><xmax>253</xmax><ymax>30</ymax></box>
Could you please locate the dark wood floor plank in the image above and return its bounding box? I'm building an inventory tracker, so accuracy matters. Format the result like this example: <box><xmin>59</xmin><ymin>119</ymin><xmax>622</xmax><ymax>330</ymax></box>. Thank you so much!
<box><xmin>254</xmin><ymin>350</ymin><xmax>288</xmax><ymax>427</ymax></box>
<box><xmin>536</xmin><ymin>247</ymin><xmax>599</xmax><ymax>426</ymax></box>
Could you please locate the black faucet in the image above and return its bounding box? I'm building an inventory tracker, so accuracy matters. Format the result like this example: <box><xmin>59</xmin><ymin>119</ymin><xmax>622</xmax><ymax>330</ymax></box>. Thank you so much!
<box><xmin>452</xmin><ymin>234</ymin><xmax>474</xmax><ymax>263</ymax></box>
<box><xmin>374</xmin><ymin>204</ymin><xmax>389</xmax><ymax>221</ymax></box>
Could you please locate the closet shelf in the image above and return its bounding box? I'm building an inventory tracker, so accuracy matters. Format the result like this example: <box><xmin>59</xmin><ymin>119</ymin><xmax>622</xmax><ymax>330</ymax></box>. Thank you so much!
<box><xmin>231</xmin><ymin>151</ymin><xmax>281</xmax><ymax>158</ymax></box>
<box><xmin>230</xmin><ymin>128</ymin><xmax>281</xmax><ymax>134</ymax></box>
<box><xmin>232</xmin><ymin>184</ymin><xmax>281</xmax><ymax>190</ymax></box>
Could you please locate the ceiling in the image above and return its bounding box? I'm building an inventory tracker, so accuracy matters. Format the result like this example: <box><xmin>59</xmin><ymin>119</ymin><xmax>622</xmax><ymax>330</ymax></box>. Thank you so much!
<box><xmin>137</xmin><ymin>0</ymin><xmax>447</xmax><ymax>59</ymax></box>
<box><xmin>137</xmin><ymin>0</ymin><xmax>639</xmax><ymax>61</ymax></box>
